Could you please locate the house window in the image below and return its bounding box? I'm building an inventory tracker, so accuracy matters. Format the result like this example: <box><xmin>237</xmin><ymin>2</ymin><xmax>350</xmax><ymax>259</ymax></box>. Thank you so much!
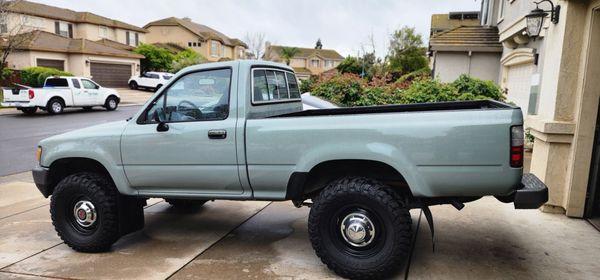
<box><xmin>55</xmin><ymin>21</ymin><xmax>72</xmax><ymax>38</ymax></box>
<box><xmin>325</xmin><ymin>60</ymin><xmax>334</xmax><ymax>68</ymax></box>
<box><xmin>221</xmin><ymin>45</ymin><xmax>225</xmax><ymax>57</ymax></box>
<box><xmin>126</xmin><ymin>31</ymin><xmax>139</xmax><ymax>46</ymax></box>
<box><xmin>99</xmin><ymin>26</ymin><xmax>108</xmax><ymax>38</ymax></box>
<box><xmin>311</xmin><ymin>59</ymin><xmax>320</xmax><ymax>68</ymax></box>
<box><xmin>238</xmin><ymin>48</ymin><xmax>244</xmax><ymax>59</ymax></box>
<box><xmin>188</xmin><ymin>42</ymin><xmax>192</xmax><ymax>47</ymax></box>
<box><xmin>0</xmin><ymin>17</ymin><xmax>7</xmax><ymax>34</ymax></box>
<box><xmin>211</xmin><ymin>40</ymin><xmax>219</xmax><ymax>57</ymax></box>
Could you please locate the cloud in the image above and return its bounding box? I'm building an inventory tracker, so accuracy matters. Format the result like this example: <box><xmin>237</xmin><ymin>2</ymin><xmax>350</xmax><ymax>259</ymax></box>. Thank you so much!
<box><xmin>36</xmin><ymin>0</ymin><xmax>480</xmax><ymax>57</ymax></box>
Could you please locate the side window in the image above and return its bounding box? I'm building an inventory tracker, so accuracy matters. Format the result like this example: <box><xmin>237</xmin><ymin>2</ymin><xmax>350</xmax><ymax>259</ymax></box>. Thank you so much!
<box><xmin>149</xmin><ymin>74</ymin><xmax>159</xmax><ymax>79</ymax></box>
<box><xmin>146</xmin><ymin>68</ymin><xmax>232</xmax><ymax>122</ymax></box>
<box><xmin>72</xmin><ymin>79</ymin><xmax>81</xmax><ymax>89</ymax></box>
<box><xmin>286</xmin><ymin>72</ymin><xmax>300</xmax><ymax>98</ymax></box>
<box><xmin>81</xmin><ymin>79</ymin><xmax>98</xmax><ymax>89</ymax></box>
<box><xmin>252</xmin><ymin>69</ymin><xmax>301</xmax><ymax>103</ymax></box>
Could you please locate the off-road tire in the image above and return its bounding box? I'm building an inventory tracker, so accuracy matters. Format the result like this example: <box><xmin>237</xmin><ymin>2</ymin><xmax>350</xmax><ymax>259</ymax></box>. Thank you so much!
<box><xmin>104</xmin><ymin>96</ymin><xmax>118</xmax><ymax>111</ymax></box>
<box><xmin>129</xmin><ymin>81</ymin><xmax>138</xmax><ymax>89</ymax></box>
<box><xmin>50</xmin><ymin>172</ymin><xmax>121</xmax><ymax>252</ymax></box>
<box><xmin>165</xmin><ymin>199</ymin><xmax>207</xmax><ymax>208</ymax></box>
<box><xmin>308</xmin><ymin>177</ymin><xmax>412</xmax><ymax>280</ymax></box>
<box><xmin>46</xmin><ymin>98</ymin><xmax>64</xmax><ymax>115</ymax></box>
<box><xmin>19</xmin><ymin>107</ymin><xmax>37</xmax><ymax>115</ymax></box>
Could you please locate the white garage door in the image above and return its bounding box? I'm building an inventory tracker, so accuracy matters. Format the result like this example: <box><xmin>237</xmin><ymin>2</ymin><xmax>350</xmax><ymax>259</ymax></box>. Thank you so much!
<box><xmin>505</xmin><ymin>63</ymin><xmax>534</xmax><ymax>110</ymax></box>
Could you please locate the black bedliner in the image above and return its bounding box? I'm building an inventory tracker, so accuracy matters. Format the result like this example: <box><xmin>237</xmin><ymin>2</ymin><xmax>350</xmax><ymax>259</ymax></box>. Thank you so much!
<box><xmin>273</xmin><ymin>99</ymin><xmax>516</xmax><ymax>118</ymax></box>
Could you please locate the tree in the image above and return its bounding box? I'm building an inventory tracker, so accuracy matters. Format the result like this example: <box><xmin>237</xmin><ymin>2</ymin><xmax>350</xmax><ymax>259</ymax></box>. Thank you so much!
<box><xmin>171</xmin><ymin>48</ymin><xmax>207</xmax><ymax>72</ymax></box>
<box><xmin>387</xmin><ymin>26</ymin><xmax>428</xmax><ymax>75</ymax></box>
<box><xmin>0</xmin><ymin>0</ymin><xmax>36</xmax><ymax>80</ymax></box>
<box><xmin>280</xmin><ymin>47</ymin><xmax>300</xmax><ymax>65</ymax></box>
<box><xmin>133</xmin><ymin>44</ymin><xmax>174</xmax><ymax>72</ymax></box>
<box><xmin>244</xmin><ymin>32</ymin><xmax>265</xmax><ymax>59</ymax></box>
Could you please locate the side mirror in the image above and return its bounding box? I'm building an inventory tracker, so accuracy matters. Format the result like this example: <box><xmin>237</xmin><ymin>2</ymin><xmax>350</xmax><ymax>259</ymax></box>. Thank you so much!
<box><xmin>152</xmin><ymin>108</ymin><xmax>169</xmax><ymax>132</ymax></box>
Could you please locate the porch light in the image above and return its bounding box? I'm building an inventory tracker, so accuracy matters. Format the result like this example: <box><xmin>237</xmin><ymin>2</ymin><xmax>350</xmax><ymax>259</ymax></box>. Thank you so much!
<box><xmin>526</xmin><ymin>0</ymin><xmax>560</xmax><ymax>38</ymax></box>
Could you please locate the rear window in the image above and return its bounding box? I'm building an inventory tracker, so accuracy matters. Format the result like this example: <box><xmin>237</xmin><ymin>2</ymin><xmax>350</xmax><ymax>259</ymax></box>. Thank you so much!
<box><xmin>45</xmin><ymin>78</ymin><xmax>69</xmax><ymax>87</ymax></box>
<box><xmin>252</xmin><ymin>69</ymin><xmax>301</xmax><ymax>104</ymax></box>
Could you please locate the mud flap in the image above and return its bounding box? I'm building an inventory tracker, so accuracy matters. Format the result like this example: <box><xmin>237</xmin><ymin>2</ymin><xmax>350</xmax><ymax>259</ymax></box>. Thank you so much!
<box><xmin>422</xmin><ymin>206</ymin><xmax>435</xmax><ymax>252</ymax></box>
<box><xmin>118</xmin><ymin>195</ymin><xmax>145</xmax><ymax>236</ymax></box>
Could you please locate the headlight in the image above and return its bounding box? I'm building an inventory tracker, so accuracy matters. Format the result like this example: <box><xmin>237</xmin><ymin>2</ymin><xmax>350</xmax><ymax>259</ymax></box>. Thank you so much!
<box><xmin>36</xmin><ymin>146</ymin><xmax>42</xmax><ymax>164</ymax></box>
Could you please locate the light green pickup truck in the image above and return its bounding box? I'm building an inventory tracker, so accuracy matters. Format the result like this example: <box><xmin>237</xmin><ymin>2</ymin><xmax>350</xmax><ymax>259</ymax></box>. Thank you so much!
<box><xmin>32</xmin><ymin>60</ymin><xmax>547</xmax><ymax>279</ymax></box>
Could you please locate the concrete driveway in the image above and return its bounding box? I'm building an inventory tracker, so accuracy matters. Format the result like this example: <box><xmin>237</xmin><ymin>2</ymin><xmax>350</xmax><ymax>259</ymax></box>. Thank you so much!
<box><xmin>1</xmin><ymin>171</ymin><xmax>599</xmax><ymax>280</ymax></box>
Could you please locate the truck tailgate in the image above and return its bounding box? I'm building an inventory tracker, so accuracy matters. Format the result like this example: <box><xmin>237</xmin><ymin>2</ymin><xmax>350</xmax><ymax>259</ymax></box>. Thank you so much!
<box><xmin>2</xmin><ymin>88</ymin><xmax>29</xmax><ymax>102</ymax></box>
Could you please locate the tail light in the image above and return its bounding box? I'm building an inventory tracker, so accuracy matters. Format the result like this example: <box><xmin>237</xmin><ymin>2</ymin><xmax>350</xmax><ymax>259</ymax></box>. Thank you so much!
<box><xmin>28</xmin><ymin>89</ymin><xmax>35</xmax><ymax>99</ymax></box>
<box><xmin>510</xmin><ymin>126</ymin><xmax>524</xmax><ymax>168</ymax></box>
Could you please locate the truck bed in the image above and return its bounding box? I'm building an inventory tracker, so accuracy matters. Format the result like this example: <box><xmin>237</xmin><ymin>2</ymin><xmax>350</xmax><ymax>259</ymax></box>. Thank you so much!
<box><xmin>274</xmin><ymin>100</ymin><xmax>516</xmax><ymax>118</ymax></box>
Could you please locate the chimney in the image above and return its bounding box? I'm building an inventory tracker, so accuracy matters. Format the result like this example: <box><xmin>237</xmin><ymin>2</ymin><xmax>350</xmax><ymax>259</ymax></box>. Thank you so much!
<box><xmin>182</xmin><ymin>17</ymin><xmax>192</xmax><ymax>22</ymax></box>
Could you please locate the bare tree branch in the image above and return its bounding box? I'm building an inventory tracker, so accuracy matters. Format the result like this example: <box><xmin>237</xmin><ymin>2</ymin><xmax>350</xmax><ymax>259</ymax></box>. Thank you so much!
<box><xmin>0</xmin><ymin>0</ymin><xmax>36</xmax><ymax>77</ymax></box>
<box><xmin>243</xmin><ymin>32</ymin><xmax>265</xmax><ymax>60</ymax></box>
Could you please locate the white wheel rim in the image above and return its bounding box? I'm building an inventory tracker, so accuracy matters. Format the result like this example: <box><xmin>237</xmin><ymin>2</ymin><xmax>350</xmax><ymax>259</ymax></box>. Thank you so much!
<box><xmin>109</xmin><ymin>99</ymin><xmax>116</xmax><ymax>109</ymax></box>
<box><xmin>52</xmin><ymin>102</ymin><xmax>62</xmax><ymax>113</ymax></box>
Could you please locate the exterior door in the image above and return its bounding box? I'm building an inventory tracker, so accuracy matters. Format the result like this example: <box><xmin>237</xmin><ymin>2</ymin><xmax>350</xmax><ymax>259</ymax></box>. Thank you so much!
<box><xmin>505</xmin><ymin>63</ymin><xmax>534</xmax><ymax>110</ymax></box>
<box><xmin>121</xmin><ymin>68</ymin><xmax>242</xmax><ymax>195</ymax></box>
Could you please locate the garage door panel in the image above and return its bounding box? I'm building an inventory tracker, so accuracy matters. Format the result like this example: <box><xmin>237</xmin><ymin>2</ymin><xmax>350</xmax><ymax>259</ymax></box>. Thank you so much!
<box><xmin>36</xmin><ymin>59</ymin><xmax>64</xmax><ymax>71</ymax></box>
<box><xmin>90</xmin><ymin>63</ymin><xmax>132</xmax><ymax>88</ymax></box>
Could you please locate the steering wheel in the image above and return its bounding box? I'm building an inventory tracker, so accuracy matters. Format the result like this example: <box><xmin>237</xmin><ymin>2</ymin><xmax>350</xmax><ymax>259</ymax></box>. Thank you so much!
<box><xmin>176</xmin><ymin>100</ymin><xmax>202</xmax><ymax>120</ymax></box>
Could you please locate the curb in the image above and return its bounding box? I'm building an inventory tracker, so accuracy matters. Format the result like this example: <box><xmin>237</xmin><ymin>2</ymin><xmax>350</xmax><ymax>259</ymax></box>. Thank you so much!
<box><xmin>0</xmin><ymin>103</ymin><xmax>143</xmax><ymax>116</ymax></box>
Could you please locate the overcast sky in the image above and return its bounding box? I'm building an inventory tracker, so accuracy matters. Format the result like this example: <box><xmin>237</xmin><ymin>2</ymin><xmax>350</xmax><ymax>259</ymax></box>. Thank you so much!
<box><xmin>36</xmin><ymin>0</ymin><xmax>481</xmax><ymax>57</ymax></box>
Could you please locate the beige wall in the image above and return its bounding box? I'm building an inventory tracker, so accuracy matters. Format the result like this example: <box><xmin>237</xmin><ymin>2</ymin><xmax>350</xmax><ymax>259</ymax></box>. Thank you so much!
<box><xmin>433</xmin><ymin>51</ymin><xmax>501</xmax><ymax>83</ymax></box>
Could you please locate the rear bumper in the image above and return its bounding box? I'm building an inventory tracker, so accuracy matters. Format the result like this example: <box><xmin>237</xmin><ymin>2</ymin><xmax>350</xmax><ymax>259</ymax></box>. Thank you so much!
<box><xmin>32</xmin><ymin>166</ymin><xmax>51</xmax><ymax>198</ymax></box>
<box><xmin>514</xmin><ymin>173</ymin><xmax>548</xmax><ymax>209</ymax></box>
<box><xmin>1</xmin><ymin>101</ymin><xmax>35</xmax><ymax>108</ymax></box>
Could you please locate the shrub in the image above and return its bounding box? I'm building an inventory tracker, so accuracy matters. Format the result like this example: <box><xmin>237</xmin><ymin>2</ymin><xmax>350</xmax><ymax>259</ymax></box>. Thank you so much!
<box><xmin>312</xmin><ymin>73</ymin><xmax>365</xmax><ymax>106</ymax></box>
<box><xmin>21</xmin><ymin>67</ymin><xmax>73</xmax><ymax>87</ymax></box>
<box><xmin>451</xmin><ymin>74</ymin><xmax>504</xmax><ymax>101</ymax></box>
<box><xmin>299</xmin><ymin>75</ymin><xmax>318</xmax><ymax>93</ymax></box>
<box><xmin>134</xmin><ymin>44</ymin><xmax>174</xmax><ymax>72</ymax></box>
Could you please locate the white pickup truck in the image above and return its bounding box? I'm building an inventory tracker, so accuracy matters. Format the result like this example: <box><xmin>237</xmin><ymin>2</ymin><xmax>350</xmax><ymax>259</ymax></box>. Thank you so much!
<box><xmin>1</xmin><ymin>76</ymin><xmax>120</xmax><ymax>115</ymax></box>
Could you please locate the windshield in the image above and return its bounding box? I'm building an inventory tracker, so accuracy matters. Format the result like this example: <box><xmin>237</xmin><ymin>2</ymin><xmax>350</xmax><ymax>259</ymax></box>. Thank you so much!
<box><xmin>163</xmin><ymin>75</ymin><xmax>173</xmax><ymax>80</ymax></box>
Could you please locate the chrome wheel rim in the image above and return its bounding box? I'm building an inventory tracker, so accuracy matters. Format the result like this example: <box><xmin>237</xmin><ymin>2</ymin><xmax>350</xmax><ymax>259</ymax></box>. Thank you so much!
<box><xmin>340</xmin><ymin>212</ymin><xmax>376</xmax><ymax>247</ymax></box>
<box><xmin>73</xmin><ymin>200</ymin><xmax>97</xmax><ymax>228</ymax></box>
<box><xmin>52</xmin><ymin>102</ymin><xmax>62</xmax><ymax>113</ymax></box>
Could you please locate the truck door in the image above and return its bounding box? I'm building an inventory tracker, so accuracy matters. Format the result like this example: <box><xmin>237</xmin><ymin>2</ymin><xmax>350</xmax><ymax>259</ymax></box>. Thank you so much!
<box><xmin>121</xmin><ymin>68</ymin><xmax>242</xmax><ymax>195</ymax></box>
<box><xmin>79</xmin><ymin>79</ymin><xmax>101</xmax><ymax>105</ymax></box>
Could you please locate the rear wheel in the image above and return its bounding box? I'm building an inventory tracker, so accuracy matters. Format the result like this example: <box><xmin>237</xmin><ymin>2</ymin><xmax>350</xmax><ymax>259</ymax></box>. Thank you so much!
<box><xmin>104</xmin><ymin>96</ymin><xmax>118</xmax><ymax>111</ymax></box>
<box><xmin>129</xmin><ymin>81</ymin><xmax>138</xmax><ymax>90</ymax></box>
<box><xmin>19</xmin><ymin>107</ymin><xmax>37</xmax><ymax>115</ymax></box>
<box><xmin>50</xmin><ymin>173</ymin><xmax>121</xmax><ymax>252</ymax></box>
<box><xmin>308</xmin><ymin>177</ymin><xmax>412</xmax><ymax>280</ymax></box>
<box><xmin>165</xmin><ymin>199</ymin><xmax>207</xmax><ymax>209</ymax></box>
<box><xmin>46</xmin><ymin>98</ymin><xmax>64</xmax><ymax>115</ymax></box>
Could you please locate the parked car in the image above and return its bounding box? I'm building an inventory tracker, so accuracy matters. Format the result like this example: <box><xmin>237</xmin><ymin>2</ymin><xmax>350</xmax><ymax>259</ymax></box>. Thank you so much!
<box><xmin>1</xmin><ymin>76</ymin><xmax>120</xmax><ymax>115</ymax></box>
<box><xmin>128</xmin><ymin>71</ymin><xmax>173</xmax><ymax>91</ymax></box>
<box><xmin>32</xmin><ymin>60</ymin><xmax>547</xmax><ymax>279</ymax></box>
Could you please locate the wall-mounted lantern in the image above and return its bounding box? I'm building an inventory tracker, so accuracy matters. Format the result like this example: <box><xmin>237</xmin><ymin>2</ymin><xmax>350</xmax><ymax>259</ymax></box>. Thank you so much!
<box><xmin>526</xmin><ymin>0</ymin><xmax>560</xmax><ymax>38</ymax></box>
<box><xmin>85</xmin><ymin>59</ymin><xmax>90</xmax><ymax>66</ymax></box>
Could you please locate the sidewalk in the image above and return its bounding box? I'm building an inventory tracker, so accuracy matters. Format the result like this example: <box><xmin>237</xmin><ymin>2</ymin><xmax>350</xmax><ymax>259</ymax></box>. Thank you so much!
<box><xmin>0</xmin><ymin>88</ymin><xmax>152</xmax><ymax>115</ymax></box>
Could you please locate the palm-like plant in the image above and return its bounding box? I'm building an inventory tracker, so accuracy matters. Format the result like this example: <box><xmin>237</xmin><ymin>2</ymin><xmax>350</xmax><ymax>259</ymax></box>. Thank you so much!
<box><xmin>280</xmin><ymin>47</ymin><xmax>300</xmax><ymax>65</ymax></box>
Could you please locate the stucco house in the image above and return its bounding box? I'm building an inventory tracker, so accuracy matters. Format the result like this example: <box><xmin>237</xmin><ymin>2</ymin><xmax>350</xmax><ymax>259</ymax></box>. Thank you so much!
<box><xmin>473</xmin><ymin>0</ymin><xmax>600</xmax><ymax>226</ymax></box>
<box><xmin>262</xmin><ymin>43</ymin><xmax>344</xmax><ymax>80</ymax></box>
<box><xmin>429</xmin><ymin>25</ymin><xmax>503</xmax><ymax>83</ymax></box>
<box><xmin>1</xmin><ymin>0</ymin><xmax>146</xmax><ymax>87</ymax></box>
<box><xmin>143</xmin><ymin>17</ymin><xmax>247</xmax><ymax>62</ymax></box>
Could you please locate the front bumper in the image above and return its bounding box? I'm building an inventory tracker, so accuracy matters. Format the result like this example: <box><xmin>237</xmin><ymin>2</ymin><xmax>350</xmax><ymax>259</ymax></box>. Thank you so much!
<box><xmin>1</xmin><ymin>101</ymin><xmax>35</xmax><ymax>108</ymax></box>
<box><xmin>514</xmin><ymin>173</ymin><xmax>548</xmax><ymax>209</ymax></box>
<box><xmin>32</xmin><ymin>166</ymin><xmax>52</xmax><ymax>198</ymax></box>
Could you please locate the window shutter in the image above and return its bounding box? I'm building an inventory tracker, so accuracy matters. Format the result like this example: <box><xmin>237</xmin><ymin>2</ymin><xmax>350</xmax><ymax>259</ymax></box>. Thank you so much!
<box><xmin>68</xmin><ymin>24</ymin><xmax>73</xmax><ymax>38</ymax></box>
<box><xmin>126</xmin><ymin>31</ymin><xmax>130</xmax><ymax>45</ymax></box>
<box><xmin>54</xmin><ymin>21</ymin><xmax>59</xmax><ymax>35</ymax></box>
<box><xmin>134</xmin><ymin>33</ymin><xmax>139</xmax><ymax>46</ymax></box>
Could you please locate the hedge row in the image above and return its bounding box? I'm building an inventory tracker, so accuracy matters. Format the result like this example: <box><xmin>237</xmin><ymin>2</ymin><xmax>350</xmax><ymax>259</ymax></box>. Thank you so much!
<box><xmin>20</xmin><ymin>67</ymin><xmax>73</xmax><ymax>87</ymax></box>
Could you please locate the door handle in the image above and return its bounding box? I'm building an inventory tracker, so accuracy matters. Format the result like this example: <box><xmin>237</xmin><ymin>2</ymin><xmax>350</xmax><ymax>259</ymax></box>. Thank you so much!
<box><xmin>208</xmin><ymin>129</ymin><xmax>227</xmax><ymax>139</ymax></box>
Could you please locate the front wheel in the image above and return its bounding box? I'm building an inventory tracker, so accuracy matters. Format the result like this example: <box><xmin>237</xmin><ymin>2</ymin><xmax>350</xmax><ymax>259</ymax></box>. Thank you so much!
<box><xmin>129</xmin><ymin>81</ymin><xmax>138</xmax><ymax>90</ymax></box>
<box><xmin>50</xmin><ymin>173</ymin><xmax>121</xmax><ymax>252</ymax></box>
<box><xmin>308</xmin><ymin>177</ymin><xmax>412</xmax><ymax>280</ymax></box>
<box><xmin>104</xmin><ymin>96</ymin><xmax>118</xmax><ymax>111</ymax></box>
